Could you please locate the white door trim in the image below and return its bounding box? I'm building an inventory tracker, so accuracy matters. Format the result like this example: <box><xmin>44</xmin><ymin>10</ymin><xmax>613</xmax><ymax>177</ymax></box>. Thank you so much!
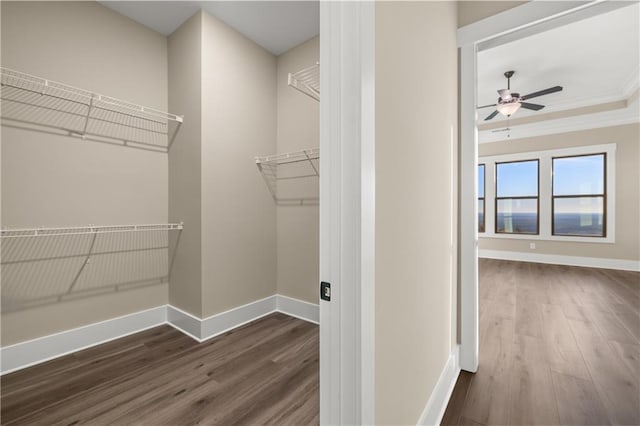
<box><xmin>319</xmin><ymin>1</ymin><xmax>376</xmax><ymax>424</ymax></box>
<box><xmin>457</xmin><ymin>0</ymin><xmax>634</xmax><ymax>373</ymax></box>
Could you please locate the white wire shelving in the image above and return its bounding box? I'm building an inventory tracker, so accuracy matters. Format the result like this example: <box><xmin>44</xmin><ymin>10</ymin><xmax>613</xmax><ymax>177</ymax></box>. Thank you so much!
<box><xmin>0</xmin><ymin>67</ymin><xmax>183</xmax><ymax>152</ymax></box>
<box><xmin>255</xmin><ymin>148</ymin><xmax>319</xmax><ymax>205</ymax></box>
<box><xmin>288</xmin><ymin>62</ymin><xmax>319</xmax><ymax>102</ymax></box>
<box><xmin>1</xmin><ymin>222</ymin><xmax>184</xmax><ymax>312</ymax></box>
<box><xmin>0</xmin><ymin>223</ymin><xmax>184</xmax><ymax>239</ymax></box>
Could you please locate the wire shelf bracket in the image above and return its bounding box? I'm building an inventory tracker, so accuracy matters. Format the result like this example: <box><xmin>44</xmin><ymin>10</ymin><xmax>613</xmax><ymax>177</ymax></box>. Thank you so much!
<box><xmin>255</xmin><ymin>148</ymin><xmax>319</xmax><ymax>205</ymax></box>
<box><xmin>288</xmin><ymin>62</ymin><xmax>319</xmax><ymax>102</ymax></box>
<box><xmin>0</xmin><ymin>68</ymin><xmax>184</xmax><ymax>152</ymax></box>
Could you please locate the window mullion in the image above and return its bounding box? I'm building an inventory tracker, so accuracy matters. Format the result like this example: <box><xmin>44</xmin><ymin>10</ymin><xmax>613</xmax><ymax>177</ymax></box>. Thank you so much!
<box><xmin>539</xmin><ymin>155</ymin><xmax>552</xmax><ymax>239</ymax></box>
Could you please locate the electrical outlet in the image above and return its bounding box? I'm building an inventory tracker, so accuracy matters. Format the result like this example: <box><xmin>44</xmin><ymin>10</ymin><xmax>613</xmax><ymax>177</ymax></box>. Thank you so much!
<box><xmin>530</xmin><ymin>243</ymin><xmax>536</xmax><ymax>250</ymax></box>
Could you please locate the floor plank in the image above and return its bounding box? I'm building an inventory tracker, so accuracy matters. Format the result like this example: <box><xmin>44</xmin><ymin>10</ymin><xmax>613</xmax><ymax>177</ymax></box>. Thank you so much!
<box><xmin>0</xmin><ymin>313</ymin><xmax>319</xmax><ymax>426</ymax></box>
<box><xmin>551</xmin><ymin>371</ymin><xmax>609</xmax><ymax>426</ymax></box>
<box><xmin>442</xmin><ymin>259</ymin><xmax>640</xmax><ymax>426</ymax></box>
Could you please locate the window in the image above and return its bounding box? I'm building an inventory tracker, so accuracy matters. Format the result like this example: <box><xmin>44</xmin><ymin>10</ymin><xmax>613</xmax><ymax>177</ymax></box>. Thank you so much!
<box><xmin>478</xmin><ymin>164</ymin><xmax>485</xmax><ymax>233</ymax></box>
<box><xmin>495</xmin><ymin>160</ymin><xmax>539</xmax><ymax>234</ymax></box>
<box><xmin>552</xmin><ymin>153</ymin><xmax>606</xmax><ymax>237</ymax></box>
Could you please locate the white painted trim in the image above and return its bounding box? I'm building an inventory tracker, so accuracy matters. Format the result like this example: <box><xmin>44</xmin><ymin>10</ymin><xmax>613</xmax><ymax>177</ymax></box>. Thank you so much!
<box><xmin>479</xmin><ymin>103</ymin><xmax>639</xmax><ymax>144</ymax></box>
<box><xmin>459</xmin><ymin>43</ymin><xmax>479</xmax><ymax>373</ymax></box>
<box><xmin>276</xmin><ymin>295</ymin><xmax>319</xmax><ymax>324</ymax></box>
<box><xmin>458</xmin><ymin>2</ymin><xmax>599</xmax><ymax>47</ymax></box>
<box><xmin>320</xmin><ymin>2</ymin><xmax>376</xmax><ymax>425</ymax></box>
<box><xmin>417</xmin><ymin>346</ymin><xmax>461</xmax><ymax>426</ymax></box>
<box><xmin>479</xmin><ymin>249</ymin><xmax>640</xmax><ymax>272</ymax></box>
<box><xmin>166</xmin><ymin>305</ymin><xmax>204</xmax><ymax>341</ymax></box>
<box><xmin>2</xmin><ymin>296</ymin><xmax>320</xmax><ymax>375</ymax></box>
<box><xmin>167</xmin><ymin>296</ymin><xmax>278</xmax><ymax>342</ymax></box>
<box><xmin>199</xmin><ymin>296</ymin><xmax>277</xmax><ymax>342</ymax></box>
<box><xmin>621</xmin><ymin>65</ymin><xmax>640</xmax><ymax>99</ymax></box>
<box><xmin>1</xmin><ymin>305</ymin><xmax>166</xmax><ymax>375</ymax></box>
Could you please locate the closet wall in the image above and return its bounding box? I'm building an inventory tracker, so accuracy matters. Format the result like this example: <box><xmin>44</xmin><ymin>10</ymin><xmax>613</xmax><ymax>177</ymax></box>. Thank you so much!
<box><xmin>167</xmin><ymin>12</ymin><xmax>203</xmax><ymax>317</ymax></box>
<box><xmin>276</xmin><ymin>37</ymin><xmax>320</xmax><ymax>304</ymax></box>
<box><xmin>200</xmin><ymin>11</ymin><xmax>277</xmax><ymax>317</ymax></box>
<box><xmin>1</xmin><ymin>2</ymin><xmax>317</xmax><ymax>347</ymax></box>
<box><xmin>168</xmin><ymin>10</ymin><xmax>278</xmax><ymax>319</ymax></box>
<box><xmin>1</xmin><ymin>1</ymin><xmax>170</xmax><ymax>346</ymax></box>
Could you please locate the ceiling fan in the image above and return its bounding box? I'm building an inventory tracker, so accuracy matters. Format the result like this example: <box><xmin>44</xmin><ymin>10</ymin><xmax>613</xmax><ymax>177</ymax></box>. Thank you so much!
<box><xmin>479</xmin><ymin>71</ymin><xmax>563</xmax><ymax>121</ymax></box>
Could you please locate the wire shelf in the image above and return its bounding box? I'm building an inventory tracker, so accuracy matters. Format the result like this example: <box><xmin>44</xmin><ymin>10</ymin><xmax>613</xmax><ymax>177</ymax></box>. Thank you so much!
<box><xmin>0</xmin><ymin>68</ymin><xmax>183</xmax><ymax>152</ymax></box>
<box><xmin>255</xmin><ymin>148</ymin><xmax>319</xmax><ymax>205</ymax></box>
<box><xmin>288</xmin><ymin>62</ymin><xmax>319</xmax><ymax>102</ymax></box>
<box><xmin>1</xmin><ymin>222</ymin><xmax>183</xmax><ymax>312</ymax></box>
<box><xmin>0</xmin><ymin>223</ymin><xmax>184</xmax><ymax>239</ymax></box>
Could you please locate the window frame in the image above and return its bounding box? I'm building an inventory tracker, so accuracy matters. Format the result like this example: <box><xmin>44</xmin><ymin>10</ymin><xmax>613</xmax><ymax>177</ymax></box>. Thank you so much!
<box><xmin>478</xmin><ymin>163</ymin><xmax>485</xmax><ymax>233</ymax></box>
<box><xmin>551</xmin><ymin>152</ymin><xmax>607</xmax><ymax>238</ymax></box>
<box><xmin>478</xmin><ymin>143</ymin><xmax>615</xmax><ymax>243</ymax></box>
<box><xmin>494</xmin><ymin>159</ymin><xmax>540</xmax><ymax>235</ymax></box>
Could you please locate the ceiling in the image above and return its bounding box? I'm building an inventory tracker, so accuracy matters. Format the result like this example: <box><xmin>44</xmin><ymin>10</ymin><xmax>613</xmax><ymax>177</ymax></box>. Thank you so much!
<box><xmin>477</xmin><ymin>3</ymin><xmax>639</xmax><ymax>126</ymax></box>
<box><xmin>98</xmin><ymin>1</ymin><xmax>319</xmax><ymax>55</ymax></box>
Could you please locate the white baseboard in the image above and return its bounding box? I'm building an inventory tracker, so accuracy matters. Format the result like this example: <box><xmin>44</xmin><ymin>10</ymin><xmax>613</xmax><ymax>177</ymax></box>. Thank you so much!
<box><xmin>276</xmin><ymin>294</ymin><xmax>319</xmax><ymax>324</ymax></box>
<box><xmin>166</xmin><ymin>305</ymin><xmax>202</xmax><ymax>341</ymax></box>
<box><xmin>1</xmin><ymin>305</ymin><xmax>166</xmax><ymax>375</ymax></box>
<box><xmin>418</xmin><ymin>345</ymin><xmax>461</xmax><ymax>426</ymax></box>
<box><xmin>1</xmin><ymin>295</ymin><xmax>320</xmax><ymax>375</ymax></box>
<box><xmin>479</xmin><ymin>249</ymin><xmax>640</xmax><ymax>272</ymax></box>
<box><xmin>199</xmin><ymin>295</ymin><xmax>277</xmax><ymax>342</ymax></box>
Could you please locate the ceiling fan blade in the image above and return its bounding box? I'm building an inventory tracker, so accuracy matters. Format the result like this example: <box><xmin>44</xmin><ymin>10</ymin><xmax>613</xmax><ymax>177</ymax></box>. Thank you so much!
<box><xmin>477</xmin><ymin>103</ymin><xmax>497</xmax><ymax>109</ymax></box>
<box><xmin>521</xmin><ymin>86</ymin><xmax>563</xmax><ymax>100</ymax></box>
<box><xmin>484</xmin><ymin>110</ymin><xmax>499</xmax><ymax>121</ymax></box>
<box><xmin>520</xmin><ymin>102</ymin><xmax>545</xmax><ymax>111</ymax></box>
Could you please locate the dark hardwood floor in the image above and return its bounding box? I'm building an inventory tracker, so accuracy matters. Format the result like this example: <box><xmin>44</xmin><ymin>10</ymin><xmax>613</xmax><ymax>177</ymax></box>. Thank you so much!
<box><xmin>442</xmin><ymin>259</ymin><xmax>640</xmax><ymax>426</ymax></box>
<box><xmin>1</xmin><ymin>313</ymin><xmax>319</xmax><ymax>425</ymax></box>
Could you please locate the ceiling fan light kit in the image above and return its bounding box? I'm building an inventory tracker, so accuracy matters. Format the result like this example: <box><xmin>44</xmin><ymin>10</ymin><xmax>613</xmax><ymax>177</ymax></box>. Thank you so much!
<box><xmin>481</xmin><ymin>70</ymin><xmax>563</xmax><ymax>121</ymax></box>
<box><xmin>496</xmin><ymin>101</ymin><xmax>521</xmax><ymax>116</ymax></box>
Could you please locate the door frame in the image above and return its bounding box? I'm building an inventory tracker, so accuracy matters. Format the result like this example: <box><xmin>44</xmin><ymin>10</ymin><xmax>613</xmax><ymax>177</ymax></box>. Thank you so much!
<box><xmin>319</xmin><ymin>1</ymin><xmax>375</xmax><ymax>424</ymax></box>
<box><xmin>457</xmin><ymin>0</ymin><xmax>633</xmax><ymax>373</ymax></box>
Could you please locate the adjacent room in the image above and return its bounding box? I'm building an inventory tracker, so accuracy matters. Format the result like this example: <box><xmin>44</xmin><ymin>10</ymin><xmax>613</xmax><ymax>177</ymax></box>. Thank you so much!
<box><xmin>445</xmin><ymin>3</ymin><xmax>640</xmax><ymax>425</ymax></box>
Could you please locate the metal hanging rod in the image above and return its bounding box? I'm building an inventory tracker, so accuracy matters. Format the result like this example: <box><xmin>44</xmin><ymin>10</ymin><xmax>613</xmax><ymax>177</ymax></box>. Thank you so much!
<box><xmin>0</xmin><ymin>223</ymin><xmax>184</xmax><ymax>239</ymax></box>
<box><xmin>0</xmin><ymin>67</ymin><xmax>184</xmax><ymax>151</ymax></box>
<box><xmin>288</xmin><ymin>62</ymin><xmax>319</xmax><ymax>102</ymax></box>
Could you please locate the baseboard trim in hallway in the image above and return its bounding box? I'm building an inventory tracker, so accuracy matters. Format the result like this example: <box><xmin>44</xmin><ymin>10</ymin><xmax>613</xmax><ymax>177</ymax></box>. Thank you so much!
<box><xmin>479</xmin><ymin>249</ymin><xmax>640</xmax><ymax>272</ymax></box>
<box><xmin>418</xmin><ymin>345</ymin><xmax>461</xmax><ymax>426</ymax></box>
<box><xmin>1</xmin><ymin>295</ymin><xmax>319</xmax><ymax>374</ymax></box>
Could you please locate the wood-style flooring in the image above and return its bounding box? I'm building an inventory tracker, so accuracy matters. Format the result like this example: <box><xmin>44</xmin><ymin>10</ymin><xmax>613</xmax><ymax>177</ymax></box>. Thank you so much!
<box><xmin>0</xmin><ymin>313</ymin><xmax>319</xmax><ymax>425</ymax></box>
<box><xmin>442</xmin><ymin>259</ymin><xmax>640</xmax><ymax>426</ymax></box>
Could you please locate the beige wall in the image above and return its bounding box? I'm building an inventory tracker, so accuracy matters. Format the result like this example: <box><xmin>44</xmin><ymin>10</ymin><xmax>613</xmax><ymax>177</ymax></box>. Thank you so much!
<box><xmin>1</xmin><ymin>1</ymin><xmax>170</xmax><ymax>345</ymax></box>
<box><xmin>375</xmin><ymin>2</ymin><xmax>458</xmax><ymax>424</ymax></box>
<box><xmin>200</xmin><ymin>11</ymin><xmax>277</xmax><ymax>317</ymax></box>
<box><xmin>457</xmin><ymin>1</ymin><xmax>528</xmax><ymax>27</ymax></box>
<box><xmin>479</xmin><ymin>124</ymin><xmax>640</xmax><ymax>261</ymax></box>
<box><xmin>168</xmin><ymin>11</ymin><xmax>203</xmax><ymax>317</ymax></box>
<box><xmin>276</xmin><ymin>36</ymin><xmax>319</xmax><ymax>304</ymax></box>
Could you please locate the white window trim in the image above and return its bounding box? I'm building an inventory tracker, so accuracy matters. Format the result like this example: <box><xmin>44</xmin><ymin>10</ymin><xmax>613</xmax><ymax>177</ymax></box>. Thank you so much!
<box><xmin>479</xmin><ymin>143</ymin><xmax>616</xmax><ymax>244</ymax></box>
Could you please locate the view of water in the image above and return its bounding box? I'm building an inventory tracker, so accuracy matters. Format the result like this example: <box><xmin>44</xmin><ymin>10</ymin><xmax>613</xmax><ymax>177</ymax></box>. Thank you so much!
<box><xmin>553</xmin><ymin>213</ymin><xmax>604</xmax><ymax>236</ymax></box>
<box><xmin>479</xmin><ymin>213</ymin><xmax>604</xmax><ymax>236</ymax></box>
